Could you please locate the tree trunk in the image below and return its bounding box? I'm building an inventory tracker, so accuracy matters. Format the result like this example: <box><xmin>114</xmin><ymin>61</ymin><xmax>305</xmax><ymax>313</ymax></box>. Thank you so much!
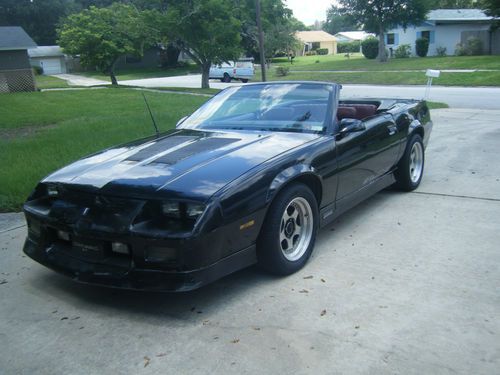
<box><xmin>201</xmin><ymin>62</ymin><xmax>210</xmax><ymax>89</ymax></box>
<box><xmin>377</xmin><ymin>25</ymin><xmax>388</xmax><ymax>62</ymax></box>
<box><xmin>109</xmin><ymin>60</ymin><xmax>118</xmax><ymax>85</ymax></box>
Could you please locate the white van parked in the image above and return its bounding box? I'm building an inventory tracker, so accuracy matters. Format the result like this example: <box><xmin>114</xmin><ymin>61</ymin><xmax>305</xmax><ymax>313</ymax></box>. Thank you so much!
<box><xmin>209</xmin><ymin>58</ymin><xmax>254</xmax><ymax>83</ymax></box>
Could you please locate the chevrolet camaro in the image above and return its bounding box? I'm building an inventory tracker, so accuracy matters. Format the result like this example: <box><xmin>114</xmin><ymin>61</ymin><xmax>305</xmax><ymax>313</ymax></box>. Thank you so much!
<box><xmin>23</xmin><ymin>82</ymin><xmax>432</xmax><ymax>291</ymax></box>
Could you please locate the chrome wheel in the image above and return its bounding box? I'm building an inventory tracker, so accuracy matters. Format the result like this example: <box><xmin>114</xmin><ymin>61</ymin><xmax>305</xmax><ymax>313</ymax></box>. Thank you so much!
<box><xmin>279</xmin><ymin>197</ymin><xmax>314</xmax><ymax>261</ymax></box>
<box><xmin>409</xmin><ymin>141</ymin><xmax>423</xmax><ymax>183</ymax></box>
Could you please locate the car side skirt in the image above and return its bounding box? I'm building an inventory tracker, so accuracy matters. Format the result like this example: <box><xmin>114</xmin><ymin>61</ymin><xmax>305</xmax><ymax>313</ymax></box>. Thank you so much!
<box><xmin>319</xmin><ymin>171</ymin><xmax>396</xmax><ymax>228</ymax></box>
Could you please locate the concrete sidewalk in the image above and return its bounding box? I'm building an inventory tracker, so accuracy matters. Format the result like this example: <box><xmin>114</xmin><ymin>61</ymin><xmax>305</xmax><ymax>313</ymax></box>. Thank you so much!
<box><xmin>1</xmin><ymin>109</ymin><xmax>499</xmax><ymax>374</ymax></box>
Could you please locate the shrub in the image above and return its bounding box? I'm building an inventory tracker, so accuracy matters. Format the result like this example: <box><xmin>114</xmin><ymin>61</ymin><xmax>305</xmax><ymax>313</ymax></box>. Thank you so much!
<box><xmin>304</xmin><ymin>50</ymin><xmax>317</xmax><ymax>56</ymax></box>
<box><xmin>436</xmin><ymin>46</ymin><xmax>447</xmax><ymax>57</ymax></box>
<box><xmin>33</xmin><ymin>66</ymin><xmax>43</xmax><ymax>75</ymax></box>
<box><xmin>316</xmin><ymin>48</ymin><xmax>329</xmax><ymax>55</ymax></box>
<box><xmin>275</xmin><ymin>66</ymin><xmax>290</xmax><ymax>76</ymax></box>
<box><xmin>315</xmin><ymin>60</ymin><xmax>320</xmax><ymax>63</ymax></box>
<box><xmin>416</xmin><ymin>37</ymin><xmax>429</xmax><ymax>57</ymax></box>
<box><xmin>394</xmin><ymin>44</ymin><xmax>412</xmax><ymax>58</ymax></box>
<box><xmin>337</xmin><ymin>41</ymin><xmax>360</xmax><ymax>54</ymax></box>
<box><xmin>455</xmin><ymin>37</ymin><xmax>483</xmax><ymax>56</ymax></box>
<box><xmin>361</xmin><ymin>37</ymin><xmax>378</xmax><ymax>59</ymax></box>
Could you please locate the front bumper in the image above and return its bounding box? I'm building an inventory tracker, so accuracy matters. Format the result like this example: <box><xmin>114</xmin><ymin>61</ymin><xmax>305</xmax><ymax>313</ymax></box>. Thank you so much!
<box><xmin>23</xmin><ymin>237</ymin><xmax>256</xmax><ymax>292</ymax></box>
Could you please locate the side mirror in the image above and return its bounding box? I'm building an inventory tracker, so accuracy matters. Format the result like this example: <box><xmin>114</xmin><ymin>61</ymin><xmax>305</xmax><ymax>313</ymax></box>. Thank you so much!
<box><xmin>176</xmin><ymin>116</ymin><xmax>188</xmax><ymax>128</ymax></box>
<box><xmin>339</xmin><ymin>118</ymin><xmax>365</xmax><ymax>135</ymax></box>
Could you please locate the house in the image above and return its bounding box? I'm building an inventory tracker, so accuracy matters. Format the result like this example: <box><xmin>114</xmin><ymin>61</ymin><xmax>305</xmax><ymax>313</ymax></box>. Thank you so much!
<box><xmin>295</xmin><ymin>31</ymin><xmax>337</xmax><ymax>56</ymax></box>
<box><xmin>114</xmin><ymin>46</ymin><xmax>165</xmax><ymax>70</ymax></box>
<box><xmin>28</xmin><ymin>46</ymin><xmax>67</xmax><ymax>75</ymax></box>
<box><xmin>0</xmin><ymin>26</ymin><xmax>37</xmax><ymax>93</ymax></box>
<box><xmin>384</xmin><ymin>9</ymin><xmax>500</xmax><ymax>56</ymax></box>
<box><xmin>334</xmin><ymin>31</ymin><xmax>375</xmax><ymax>43</ymax></box>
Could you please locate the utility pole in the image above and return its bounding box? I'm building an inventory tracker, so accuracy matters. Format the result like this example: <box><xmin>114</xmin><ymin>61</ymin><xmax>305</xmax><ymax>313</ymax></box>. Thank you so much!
<box><xmin>255</xmin><ymin>0</ymin><xmax>266</xmax><ymax>82</ymax></box>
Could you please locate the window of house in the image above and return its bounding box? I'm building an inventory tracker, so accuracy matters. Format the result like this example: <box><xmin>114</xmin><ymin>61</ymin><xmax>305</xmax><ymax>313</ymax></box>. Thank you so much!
<box><xmin>421</xmin><ymin>31</ymin><xmax>430</xmax><ymax>40</ymax></box>
<box><xmin>312</xmin><ymin>42</ymin><xmax>321</xmax><ymax>50</ymax></box>
<box><xmin>387</xmin><ymin>33</ymin><xmax>395</xmax><ymax>45</ymax></box>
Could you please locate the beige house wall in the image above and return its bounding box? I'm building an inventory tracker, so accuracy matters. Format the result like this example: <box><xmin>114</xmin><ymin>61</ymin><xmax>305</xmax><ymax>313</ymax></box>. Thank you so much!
<box><xmin>320</xmin><ymin>41</ymin><xmax>337</xmax><ymax>55</ymax></box>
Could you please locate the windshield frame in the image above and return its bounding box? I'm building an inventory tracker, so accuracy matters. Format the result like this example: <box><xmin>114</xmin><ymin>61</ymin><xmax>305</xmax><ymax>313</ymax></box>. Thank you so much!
<box><xmin>179</xmin><ymin>82</ymin><xmax>340</xmax><ymax>135</ymax></box>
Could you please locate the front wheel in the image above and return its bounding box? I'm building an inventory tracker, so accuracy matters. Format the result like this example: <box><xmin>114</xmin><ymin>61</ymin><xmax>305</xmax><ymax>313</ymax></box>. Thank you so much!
<box><xmin>394</xmin><ymin>133</ymin><xmax>425</xmax><ymax>191</ymax></box>
<box><xmin>257</xmin><ymin>184</ymin><xmax>318</xmax><ymax>275</ymax></box>
<box><xmin>222</xmin><ymin>73</ymin><xmax>231</xmax><ymax>83</ymax></box>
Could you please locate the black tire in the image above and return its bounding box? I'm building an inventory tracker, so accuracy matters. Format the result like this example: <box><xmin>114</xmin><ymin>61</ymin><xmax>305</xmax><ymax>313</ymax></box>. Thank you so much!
<box><xmin>394</xmin><ymin>133</ymin><xmax>425</xmax><ymax>191</ymax></box>
<box><xmin>241</xmin><ymin>79</ymin><xmax>249</xmax><ymax>83</ymax></box>
<box><xmin>222</xmin><ymin>73</ymin><xmax>231</xmax><ymax>83</ymax></box>
<box><xmin>257</xmin><ymin>183</ymin><xmax>319</xmax><ymax>275</ymax></box>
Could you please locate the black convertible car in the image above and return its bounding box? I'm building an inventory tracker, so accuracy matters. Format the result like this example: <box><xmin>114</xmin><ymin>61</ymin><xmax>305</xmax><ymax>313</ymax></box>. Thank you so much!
<box><xmin>23</xmin><ymin>82</ymin><xmax>432</xmax><ymax>291</ymax></box>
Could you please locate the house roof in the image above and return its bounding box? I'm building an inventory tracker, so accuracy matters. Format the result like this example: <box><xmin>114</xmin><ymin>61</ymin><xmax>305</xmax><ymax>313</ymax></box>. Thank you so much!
<box><xmin>0</xmin><ymin>26</ymin><xmax>37</xmax><ymax>51</ymax></box>
<box><xmin>334</xmin><ymin>31</ymin><xmax>375</xmax><ymax>41</ymax></box>
<box><xmin>296</xmin><ymin>31</ymin><xmax>337</xmax><ymax>43</ymax></box>
<box><xmin>427</xmin><ymin>9</ymin><xmax>493</xmax><ymax>22</ymax></box>
<box><xmin>28</xmin><ymin>46</ymin><xmax>65</xmax><ymax>58</ymax></box>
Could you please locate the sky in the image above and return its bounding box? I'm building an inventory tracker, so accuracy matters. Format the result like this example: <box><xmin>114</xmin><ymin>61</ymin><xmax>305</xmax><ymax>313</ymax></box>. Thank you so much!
<box><xmin>285</xmin><ymin>0</ymin><xmax>336</xmax><ymax>25</ymax></box>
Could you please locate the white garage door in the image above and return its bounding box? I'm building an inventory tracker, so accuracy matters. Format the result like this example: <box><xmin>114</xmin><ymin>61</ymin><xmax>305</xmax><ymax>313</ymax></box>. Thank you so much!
<box><xmin>40</xmin><ymin>58</ymin><xmax>63</xmax><ymax>75</ymax></box>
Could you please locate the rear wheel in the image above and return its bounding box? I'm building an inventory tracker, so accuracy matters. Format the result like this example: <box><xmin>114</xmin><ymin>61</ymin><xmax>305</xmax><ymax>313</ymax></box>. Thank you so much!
<box><xmin>257</xmin><ymin>184</ymin><xmax>318</xmax><ymax>275</ymax></box>
<box><xmin>241</xmin><ymin>79</ymin><xmax>249</xmax><ymax>83</ymax></box>
<box><xmin>394</xmin><ymin>133</ymin><xmax>425</xmax><ymax>191</ymax></box>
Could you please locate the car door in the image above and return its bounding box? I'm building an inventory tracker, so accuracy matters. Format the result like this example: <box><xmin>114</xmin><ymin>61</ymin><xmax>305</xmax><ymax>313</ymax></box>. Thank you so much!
<box><xmin>335</xmin><ymin>113</ymin><xmax>400</xmax><ymax>201</ymax></box>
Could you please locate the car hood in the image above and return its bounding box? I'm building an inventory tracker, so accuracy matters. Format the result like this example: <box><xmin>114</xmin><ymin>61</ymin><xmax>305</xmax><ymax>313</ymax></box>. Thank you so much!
<box><xmin>44</xmin><ymin>129</ymin><xmax>320</xmax><ymax>201</ymax></box>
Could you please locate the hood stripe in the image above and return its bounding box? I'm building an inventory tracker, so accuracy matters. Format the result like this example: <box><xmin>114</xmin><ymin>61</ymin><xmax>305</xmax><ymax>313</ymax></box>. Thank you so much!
<box><xmin>126</xmin><ymin>135</ymin><xmax>198</xmax><ymax>162</ymax></box>
<box><xmin>152</xmin><ymin>138</ymin><xmax>241</xmax><ymax>165</ymax></box>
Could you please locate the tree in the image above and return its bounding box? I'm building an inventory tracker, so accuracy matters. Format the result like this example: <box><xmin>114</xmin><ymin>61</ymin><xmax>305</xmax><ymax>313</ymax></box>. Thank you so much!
<box><xmin>237</xmin><ymin>0</ymin><xmax>300</xmax><ymax>65</ymax></box>
<box><xmin>433</xmin><ymin>0</ymin><xmax>478</xmax><ymax>8</ymax></box>
<box><xmin>338</xmin><ymin>0</ymin><xmax>429</xmax><ymax>62</ymax></box>
<box><xmin>482</xmin><ymin>0</ymin><xmax>500</xmax><ymax>17</ymax></box>
<box><xmin>0</xmin><ymin>0</ymin><xmax>80</xmax><ymax>44</ymax></box>
<box><xmin>58</xmin><ymin>4</ymin><xmax>159</xmax><ymax>84</ymax></box>
<box><xmin>323</xmin><ymin>5</ymin><xmax>359</xmax><ymax>35</ymax></box>
<box><xmin>165</xmin><ymin>0</ymin><xmax>243</xmax><ymax>89</ymax></box>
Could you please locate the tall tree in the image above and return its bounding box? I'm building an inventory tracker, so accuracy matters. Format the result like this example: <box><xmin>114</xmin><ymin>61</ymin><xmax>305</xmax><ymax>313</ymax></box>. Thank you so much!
<box><xmin>237</xmin><ymin>0</ymin><xmax>300</xmax><ymax>64</ymax></box>
<box><xmin>0</xmin><ymin>0</ymin><xmax>79</xmax><ymax>44</ymax></box>
<box><xmin>338</xmin><ymin>0</ymin><xmax>429</xmax><ymax>62</ymax></box>
<box><xmin>58</xmin><ymin>4</ymin><xmax>159</xmax><ymax>84</ymax></box>
<box><xmin>165</xmin><ymin>0</ymin><xmax>243</xmax><ymax>89</ymax></box>
<box><xmin>323</xmin><ymin>5</ymin><xmax>359</xmax><ymax>35</ymax></box>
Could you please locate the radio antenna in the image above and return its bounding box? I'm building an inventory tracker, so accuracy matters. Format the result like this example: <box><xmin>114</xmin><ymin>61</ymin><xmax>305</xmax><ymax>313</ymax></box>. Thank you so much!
<box><xmin>142</xmin><ymin>92</ymin><xmax>160</xmax><ymax>138</ymax></box>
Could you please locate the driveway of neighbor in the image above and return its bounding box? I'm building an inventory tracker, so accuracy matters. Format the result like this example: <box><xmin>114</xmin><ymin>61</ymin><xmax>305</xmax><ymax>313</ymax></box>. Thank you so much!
<box><xmin>1</xmin><ymin>108</ymin><xmax>499</xmax><ymax>374</ymax></box>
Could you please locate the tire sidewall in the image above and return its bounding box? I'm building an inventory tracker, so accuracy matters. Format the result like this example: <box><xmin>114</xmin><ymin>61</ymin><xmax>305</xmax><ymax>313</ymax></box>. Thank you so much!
<box><xmin>257</xmin><ymin>183</ymin><xmax>319</xmax><ymax>275</ymax></box>
<box><xmin>396</xmin><ymin>133</ymin><xmax>425</xmax><ymax>191</ymax></box>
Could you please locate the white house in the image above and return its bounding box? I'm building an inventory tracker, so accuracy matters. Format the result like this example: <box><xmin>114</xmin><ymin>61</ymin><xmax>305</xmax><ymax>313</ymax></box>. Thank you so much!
<box><xmin>384</xmin><ymin>9</ymin><xmax>498</xmax><ymax>56</ymax></box>
<box><xmin>28</xmin><ymin>46</ymin><xmax>67</xmax><ymax>74</ymax></box>
<box><xmin>334</xmin><ymin>31</ymin><xmax>375</xmax><ymax>43</ymax></box>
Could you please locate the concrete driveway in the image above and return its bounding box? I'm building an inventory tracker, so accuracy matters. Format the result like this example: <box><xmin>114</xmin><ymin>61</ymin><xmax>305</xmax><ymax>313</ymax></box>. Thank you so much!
<box><xmin>1</xmin><ymin>108</ymin><xmax>499</xmax><ymax>374</ymax></box>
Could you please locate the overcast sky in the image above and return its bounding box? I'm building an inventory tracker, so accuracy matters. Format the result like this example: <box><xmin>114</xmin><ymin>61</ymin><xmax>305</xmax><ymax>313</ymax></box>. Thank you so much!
<box><xmin>285</xmin><ymin>0</ymin><xmax>335</xmax><ymax>25</ymax></box>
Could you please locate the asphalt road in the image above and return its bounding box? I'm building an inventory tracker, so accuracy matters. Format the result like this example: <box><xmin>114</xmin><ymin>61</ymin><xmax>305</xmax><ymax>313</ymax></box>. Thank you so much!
<box><xmin>1</xmin><ymin>108</ymin><xmax>499</xmax><ymax>374</ymax></box>
<box><xmin>56</xmin><ymin>73</ymin><xmax>500</xmax><ymax>110</ymax></box>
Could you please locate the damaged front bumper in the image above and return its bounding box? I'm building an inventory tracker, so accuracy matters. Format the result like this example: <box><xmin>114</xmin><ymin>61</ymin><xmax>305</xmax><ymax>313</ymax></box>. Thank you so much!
<box><xmin>22</xmin><ymin>188</ymin><xmax>260</xmax><ymax>292</ymax></box>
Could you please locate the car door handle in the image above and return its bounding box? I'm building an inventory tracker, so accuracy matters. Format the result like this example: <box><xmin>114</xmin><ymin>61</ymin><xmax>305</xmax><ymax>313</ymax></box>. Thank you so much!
<box><xmin>387</xmin><ymin>126</ymin><xmax>397</xmax><ymax>136</ymax></box>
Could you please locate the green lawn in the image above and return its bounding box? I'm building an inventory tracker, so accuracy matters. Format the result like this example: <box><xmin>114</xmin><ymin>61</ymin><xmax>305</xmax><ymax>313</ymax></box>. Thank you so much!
<box><xmin>0</xmin><ymin>89</ymin><xmax>208</xmax><ymax>211</ymax></box>
<box><xmin>82</xmin><ymin>64</ymin><xmax>201</xmax><ymax>82</ymax></box>
<box><xmin>35</xmin><ymin>75</ymin><xmax>71</xmax><ymax>89</ymax></box>
<box><xmin>264</xmin><ymin>69</ymin><xmax>500</xmax><ymax>86</ymax></box>
<box><xmin>272</xmin><ymin>54</ymin><xmax>500</xmax><ymax>71</ymax></box>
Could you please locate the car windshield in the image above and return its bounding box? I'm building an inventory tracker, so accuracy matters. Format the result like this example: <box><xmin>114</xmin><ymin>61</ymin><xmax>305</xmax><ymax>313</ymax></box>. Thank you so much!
<box><xmin>181</xmin><ymin>83</ymin><xmax>333</xmax><ymax>134</ymax></box>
